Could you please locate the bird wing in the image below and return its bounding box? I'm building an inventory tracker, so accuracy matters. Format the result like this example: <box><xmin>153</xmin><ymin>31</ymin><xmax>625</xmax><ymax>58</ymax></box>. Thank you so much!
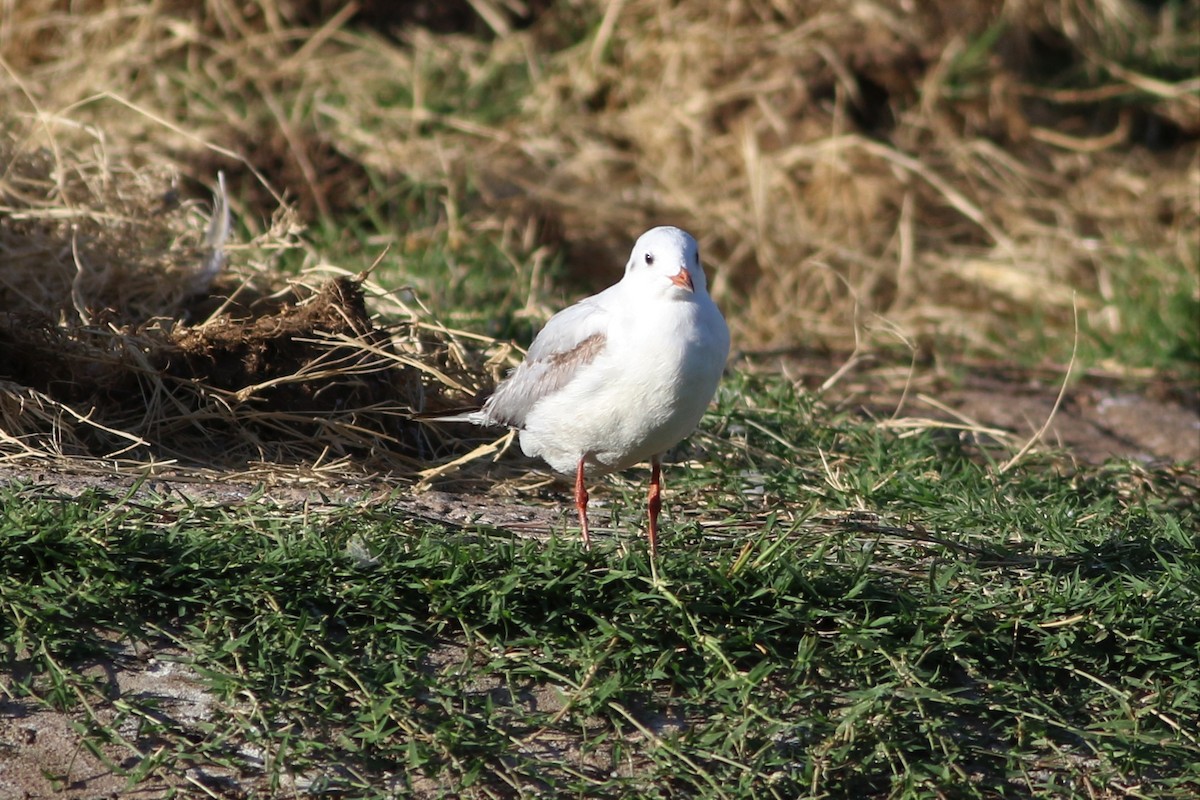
<box><xmin>480</xmin><ymin>290</ymin><xmax>614</xmax><ymax>429</ymax></box>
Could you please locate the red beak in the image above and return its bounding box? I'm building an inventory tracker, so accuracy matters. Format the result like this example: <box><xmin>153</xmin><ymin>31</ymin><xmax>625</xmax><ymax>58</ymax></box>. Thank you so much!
<box><xmin>669</xmin><ymin>267</ymin><xmax>694</xmax><ymax>292</ymax></box>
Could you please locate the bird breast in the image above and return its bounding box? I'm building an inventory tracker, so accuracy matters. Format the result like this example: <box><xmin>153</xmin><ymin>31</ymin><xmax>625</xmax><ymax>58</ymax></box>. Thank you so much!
<box><xmin>518</xmin><ymin>296</ymin><xmax>728</xmax><ymax>475</ymax></box>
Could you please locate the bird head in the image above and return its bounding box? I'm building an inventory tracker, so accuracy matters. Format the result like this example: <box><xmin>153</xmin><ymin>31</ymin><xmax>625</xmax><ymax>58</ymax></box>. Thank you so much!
<box><xmin>624</xmin><ymin>226</ymin><xmax>709</xmax><ymax>298</ymax></box>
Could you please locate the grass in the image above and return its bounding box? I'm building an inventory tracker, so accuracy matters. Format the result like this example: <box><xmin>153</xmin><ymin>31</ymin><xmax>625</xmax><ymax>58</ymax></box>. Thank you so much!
<box><xmin>3</xmin><ymin>374</ymin><xmax>1197</xmax><ymax>798</ymax></box>
<box><xmin>303</xmin><ymin>176</ymin><xmax>561</xmax><ymax>343</ymax></box>
<box><xmin>1078</xmin><ymin>251</ymin><xmax>1200</xmax><ymax>374</ymax></box>
<box><xmin>1</xmin><ymin>2</ymin><xmax>1197</xmax><ymax>797</ymax></box>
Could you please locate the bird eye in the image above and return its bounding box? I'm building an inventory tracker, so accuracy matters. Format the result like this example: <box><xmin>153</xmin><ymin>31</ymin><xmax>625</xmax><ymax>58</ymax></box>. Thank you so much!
<box><xmin>644</xmin><ymin>252</ymin><xmax>654</xmax><ymax>265</ymax></box>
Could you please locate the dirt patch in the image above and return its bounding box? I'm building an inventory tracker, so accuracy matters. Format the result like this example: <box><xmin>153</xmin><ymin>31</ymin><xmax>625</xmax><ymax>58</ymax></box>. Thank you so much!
<box><xmin>0</xmin><ymin>643</ymin><xmax>228</xmax><ymax>799</ymax></box>
<box><xmin>772</xmin><ymin>353</ymin><xmax>1200</xmax><ymax>466</ymax></box>
<box><xmin>942</xmin><ymin>380</ymin><xmax>1199</xmax><ymax>465</ymax></box>
<box><xmin>0</xmin><ymin>594</ymin><xmax>634</xmax><ymax>799</ymax></box>
<box><xmin>0</xmin><ymin>636</ymin><xmax>482</xmax><ymax>798</ymax></box>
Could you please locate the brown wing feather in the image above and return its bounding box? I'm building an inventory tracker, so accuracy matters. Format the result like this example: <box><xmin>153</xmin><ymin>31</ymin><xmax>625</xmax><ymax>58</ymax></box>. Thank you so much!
<box><xmin>481</xmin><ymin>332</ymin><xmax>606</xmax><ymax>429</ymax></box>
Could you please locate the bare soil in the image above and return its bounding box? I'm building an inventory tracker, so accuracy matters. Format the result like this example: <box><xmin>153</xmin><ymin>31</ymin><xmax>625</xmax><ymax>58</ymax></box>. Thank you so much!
<box><xmin>776</xmin><ymin>356</ymin><xmax>1200</xmax><ymax>466</ymax></box>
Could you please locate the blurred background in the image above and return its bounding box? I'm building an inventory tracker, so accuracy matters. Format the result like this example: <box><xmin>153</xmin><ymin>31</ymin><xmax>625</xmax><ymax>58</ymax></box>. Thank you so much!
<box><xmin>1</xmin><ymin>0</ymin><xmax>1197</xmax><ymax>463</ymax></box>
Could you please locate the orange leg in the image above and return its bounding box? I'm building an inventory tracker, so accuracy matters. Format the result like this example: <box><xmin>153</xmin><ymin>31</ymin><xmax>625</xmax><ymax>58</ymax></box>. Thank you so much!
<box><xmin>647</xmin><ymin>458</ymin><xmax>662</xmax><ymax>559</ymax></box>
<box><xmin>574</xmin><ymin>457</ymin><xmax>591</xmax><ymax>550</ymax></box>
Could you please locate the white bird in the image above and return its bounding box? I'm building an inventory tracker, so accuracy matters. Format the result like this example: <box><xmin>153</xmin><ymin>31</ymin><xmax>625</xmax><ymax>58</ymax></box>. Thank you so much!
<box><xmin>431</xmin><ymin>226</ymin><xmax>730</xmax><ymax>556</ymax></box>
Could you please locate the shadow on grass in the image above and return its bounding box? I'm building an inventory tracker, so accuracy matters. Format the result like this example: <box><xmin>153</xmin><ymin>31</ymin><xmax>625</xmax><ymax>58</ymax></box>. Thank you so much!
<box><xmin>2</xmin><ymin>484</ymin><xmax>1197</xmax><ymax>797</ymax></box>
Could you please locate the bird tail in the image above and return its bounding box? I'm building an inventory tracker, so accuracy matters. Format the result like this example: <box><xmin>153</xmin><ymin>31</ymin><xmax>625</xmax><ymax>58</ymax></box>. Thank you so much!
<box><xmin>412</xmin><ymin>407</ymin><xmax>487</xmax><ymax>425</ymax></box>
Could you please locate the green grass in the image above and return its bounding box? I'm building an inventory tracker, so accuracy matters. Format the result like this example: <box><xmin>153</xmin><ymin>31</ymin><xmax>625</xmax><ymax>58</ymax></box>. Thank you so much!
<box><xmin>305</xmin><ymin>176</ymin><xmax>559</xmax><ymax>342</ymax></box>
<box><xmin>2</xmin><ymin>373</ymin><xmax>1197</xmax><ymax>798</ymax></box>
<box><xmin>965</xmin><ymin>248</ymin><xmax>1200</xmax><ymax>377</ymax></box>
<box><xmin>1079</xmin><ymin>252</ymin><xmax>1200</xmax><ymax>374</ymax></box>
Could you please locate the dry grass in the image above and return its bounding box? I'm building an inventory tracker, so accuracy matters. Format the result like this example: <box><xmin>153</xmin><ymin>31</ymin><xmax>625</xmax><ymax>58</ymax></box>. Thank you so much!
<box><xmin>0</xmin><ymin>0</ymin><xmax>1196</xmax><ymax>470</ymax></box>
<box><xmin>0</xmin><ymin>135</ymin><xmax>494</xmax><ymax>470</ymax></box>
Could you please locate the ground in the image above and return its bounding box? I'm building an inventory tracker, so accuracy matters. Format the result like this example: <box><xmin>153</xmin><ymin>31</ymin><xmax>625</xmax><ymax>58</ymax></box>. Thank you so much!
<box><xmin>1</xmin><ymin>367</ymin><xmax>1194</xmax><ymax>798</ymax></box>
<box><xmin>0</xmin><ymin>0</ymin><xmax>1196</xmax><ymax>795</ymax></box>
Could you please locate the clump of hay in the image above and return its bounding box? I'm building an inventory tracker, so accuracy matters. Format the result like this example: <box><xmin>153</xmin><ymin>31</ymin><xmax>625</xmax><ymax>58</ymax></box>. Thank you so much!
<box><xmin>3</xmin><ymin>1</ymin><xmax>1195</xmax><ymax>357</ymax></box>
<box><xmin>0</xmin><ymin>135</ymin><xmax>491</xmax><ymax>471</ymax></box>
<box><xmin>506</xmin><ymin>0</ymin><xmax>1198</xmax><ymax>350</ymax></box>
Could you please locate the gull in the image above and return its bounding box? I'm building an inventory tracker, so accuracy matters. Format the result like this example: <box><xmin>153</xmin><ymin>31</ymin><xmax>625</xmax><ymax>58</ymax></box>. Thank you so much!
<box><xmin>431</xmin><ymin>226</ymin><xmax>729</xmax><ymax>556</ymax></box>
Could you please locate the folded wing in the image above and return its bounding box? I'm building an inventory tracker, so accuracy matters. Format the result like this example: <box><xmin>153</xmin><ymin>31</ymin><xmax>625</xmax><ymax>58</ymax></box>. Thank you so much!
<box><xmin>480</xmin><ymin>293</ymin><xmax>612</xmax><ymax>429</ymax></box>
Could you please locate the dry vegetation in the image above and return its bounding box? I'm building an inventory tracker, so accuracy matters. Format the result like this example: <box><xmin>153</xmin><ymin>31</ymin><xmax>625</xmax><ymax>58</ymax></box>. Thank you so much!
<box><xmin>0</xmin><ymin>0</ymin><xmax>1197</xmax><ymax>470</ymax></box>
<box><xmin>2</xmin><ymin>6</ymin><xmax>1199</xmax><ymax>796</ymax></box>
<box><xmin>0</xmin><ymin>141</ymin><xmax>483</xmax><ymax>469</ymax></box>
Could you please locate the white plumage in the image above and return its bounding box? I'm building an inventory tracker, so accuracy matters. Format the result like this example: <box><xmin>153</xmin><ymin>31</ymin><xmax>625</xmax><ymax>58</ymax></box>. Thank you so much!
<box><xmin>441</xmin><ymin>226</ymin><xmax>729</xmax><ymax>554</ymax></box>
